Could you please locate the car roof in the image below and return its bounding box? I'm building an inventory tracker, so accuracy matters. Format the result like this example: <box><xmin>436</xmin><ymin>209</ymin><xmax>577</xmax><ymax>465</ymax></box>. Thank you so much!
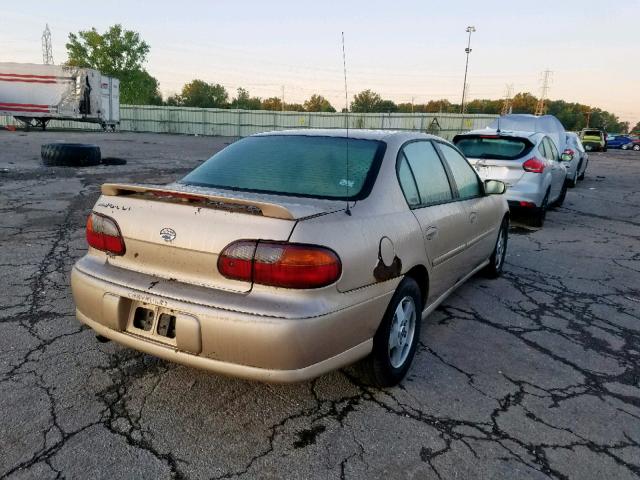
<box><xmin>252</xmin><ymin>128</ymin><xmax>443</xmax><ymax>143</ymax></box>
<box><xmin>457</xmin><ymin>128</ymin><xmax>544</xmax><ymax>141</ymax></box>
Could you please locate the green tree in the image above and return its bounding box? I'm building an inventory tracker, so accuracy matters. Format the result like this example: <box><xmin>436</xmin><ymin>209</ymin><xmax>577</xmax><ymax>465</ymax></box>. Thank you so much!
<box><xmin>179</xmin><ymin>80</ymin><xmax>228</xmax><ymax>108</ymax></box>
<box><xmin>284</xmin><ymin>103</ymin><xmax>305</xmax><ymax>112</ymax></box>
<box><xmin>350</xmin><ymin>89</ymin><xmax>383</xmax><ymax>112</ymax></box>
<box><xmin>303</xmin><ymin>94</ymin><xmax>336</xmax><ymax>112</ymax></box>
<box><xmin>377</xmin><ymin>100</ymin><xmax>398</xmax><ymax>113</ymax></box>
<box><xmin>262</xmin><ymin>97</ymin><xmax>283</xmax><ymax>111</ymax></box>
<box><xmin>511</xmin><ymin>92</ymin><xmax>538</xmax><ymax>114</ymax></box>
<box><xmin>631</xmin><ymin>121</ymin><xmax>640</xmax><ymax>134</ymax></box>
<box><xmin>66</xmin><ymin>24</ymin><xmax>161</xmax><ymax>105</ymax></box>
<box><xmin>231</xmin><ymin>88</ymin><xmax>262</xmax><ymax>110</ymax></box>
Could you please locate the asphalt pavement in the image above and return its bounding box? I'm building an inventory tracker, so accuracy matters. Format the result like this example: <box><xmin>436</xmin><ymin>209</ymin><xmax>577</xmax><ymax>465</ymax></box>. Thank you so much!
<box><xmin>1</xmin><ymin>130</ymin><xmax>639</xmax><ymax>479</ymax></box>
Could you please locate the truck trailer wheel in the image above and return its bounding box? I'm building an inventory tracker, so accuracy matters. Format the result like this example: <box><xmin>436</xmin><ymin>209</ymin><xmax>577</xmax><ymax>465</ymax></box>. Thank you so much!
<box><xmin>41</xmin><ymin>143</ymin><xmax>101</xmax><ymax>167</ymax></box>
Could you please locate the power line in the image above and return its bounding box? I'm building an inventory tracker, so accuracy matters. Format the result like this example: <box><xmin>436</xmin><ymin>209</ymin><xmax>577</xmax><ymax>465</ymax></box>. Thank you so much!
<box><xmin>42</xmin><ymin>24</ymin><xmax>53</xmax><ymax>65</ymax></box>
<box><xmin>501</xmin><ymin>84</ymin><xmax>514</xmax><ymax>116</ymax></box>
<box><xmin>535</xmin><ymin>69</ymin><xmax>552</xmax><ymax>116</ymax></box>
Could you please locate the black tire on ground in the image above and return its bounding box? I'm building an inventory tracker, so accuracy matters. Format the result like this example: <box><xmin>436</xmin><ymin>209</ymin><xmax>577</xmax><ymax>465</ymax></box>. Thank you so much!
<box><xmin>568</xmin><ymin>167</ymin><xmax>579</xmax><ymax>188</ymax></box>
<box><xmin>41</xmin><ymin>143</ymin><xmax>101</xmax><ymax>167</ymax></box>
<box><xmin>360</xmin><ymin>277</ymin><xmax>422</xmax><ymax>387</ymax></box>
<box><xmin>101</xmin><ymin>157</ymin><xmax>127</xmax><ymax>166</ymax></box>
<box><xmin>603</xmin><ymin>146</ymin><xmax>608</xmax><ymax>152</ymax></box>
<box><xmin>553</xmin><ymin>181</ymin><xmax>568</xmax><ymax>208</ymax></box>
<box><xmin>530</xmin><ymin>190</ymin><xmax>549</xmax><ymax>228</ymax></box>
<box><xmin>483</xmin><ymin>217</ymin><xmax>509</xmax><ymax>279</ymax></box>
<box><xmin>634</xmin><ymin>145</ymin><xmax>640</xmax><ymax>151</ymax></box>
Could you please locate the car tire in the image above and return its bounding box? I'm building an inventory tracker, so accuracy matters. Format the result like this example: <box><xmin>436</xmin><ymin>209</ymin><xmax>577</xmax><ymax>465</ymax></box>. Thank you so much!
<box><xmin>634</xmin><ymin>145</ymin><xmax>640</xmax><ymax>151</ymax></box>
<box><xmin>483</xmin><ymin>217</ymin><xmax>509</xmax><ymax>279</ymax></box>
<box><xmin>622</xmin><ymin>144</ymin><xmax>629</xmax><ymax>150</ymax></box>
<box><xmin>530</xmin><ymin>190</ymin><xmax>549</xmax><ymax>228</ymax></box>
<box><xmin>41</xmin><ymin>143</ymin><xmax>101</xmax><ymax>167</ymax></box>
<box><xmin>603</xmin><ymin>146</ymin><xmax>608</xmax><ymax>152</ymax></box>
<box><xmin>361</xmin><ymin>277</ymin><xmax>422</xmax><ymax>388</ymax></box>
<box><xmin>553</xmin><ymin>182</ymin><xmax>568</xmax><ymax>208</ymax></box>
<box><xmin>568</xmin><ymin>168</ymin><xmax>578</xmax><ymax>188</ymax></box>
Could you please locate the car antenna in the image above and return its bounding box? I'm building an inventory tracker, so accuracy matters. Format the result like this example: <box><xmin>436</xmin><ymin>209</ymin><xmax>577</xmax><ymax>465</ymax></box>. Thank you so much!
<box><xmin>342</xmin><ymin>31</ymin><xmax>351</xmax><ymax>216</ymax></box>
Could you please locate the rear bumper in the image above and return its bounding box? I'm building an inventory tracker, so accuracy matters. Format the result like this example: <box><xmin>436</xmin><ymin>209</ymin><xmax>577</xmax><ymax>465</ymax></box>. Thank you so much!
<box><xmin>504</xmin><ymin>181</ymin><xmax>545</xmax><ymax>208</ymax></box>
<box><xmin>71</xmin><ymin>263</ymin><xmax>393</xmax><ymax>383</ymax></box>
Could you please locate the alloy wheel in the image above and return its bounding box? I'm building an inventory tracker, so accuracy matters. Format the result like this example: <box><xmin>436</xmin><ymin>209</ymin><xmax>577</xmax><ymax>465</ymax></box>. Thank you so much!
<box><xmin>388</xmin><ymin>296</ymin><xmax>417</xmax><ymax>368</ymax></box>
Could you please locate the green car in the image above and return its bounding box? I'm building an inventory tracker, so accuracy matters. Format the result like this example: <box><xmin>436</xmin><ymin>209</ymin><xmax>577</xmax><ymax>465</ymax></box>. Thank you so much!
<box><xmin>580</xmin><ymin>128</ymin><xmax>607</xmax><ymax>152</ymax></box>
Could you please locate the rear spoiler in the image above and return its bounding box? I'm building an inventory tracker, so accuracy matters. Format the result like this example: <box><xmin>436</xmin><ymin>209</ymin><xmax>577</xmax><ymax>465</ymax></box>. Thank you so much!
<box><xmin>101</xmin><ymin>183</ymin><xmax>295</xmax><ymax>220</ymax></box>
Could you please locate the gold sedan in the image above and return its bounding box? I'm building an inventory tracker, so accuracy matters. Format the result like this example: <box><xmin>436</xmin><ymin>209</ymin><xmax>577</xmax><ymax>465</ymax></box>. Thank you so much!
<box><xmin>71</xmin><ymin>130</ymin><xmax>508</xmax><ymax>387</ymax></box>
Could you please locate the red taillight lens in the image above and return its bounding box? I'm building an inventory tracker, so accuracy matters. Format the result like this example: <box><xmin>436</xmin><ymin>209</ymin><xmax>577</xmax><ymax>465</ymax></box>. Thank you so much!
<box><xmin>216</xmin><ymin>240</ymin><xmax>256</xmax><ymax>282</ymax></box>
<box><xmin>218</xmin><ymin>241</ymin><xmax>342</xmax><ymax>289</ymax></box>
<box><xmin>86</xmin><ymin>212</ymin><xmax>126</xmax><ymax>255</ymax></box>
<box><xmin>523</xmin><ymin>157</ymin><xmax>545</xmax><ymax>173</ymax></box>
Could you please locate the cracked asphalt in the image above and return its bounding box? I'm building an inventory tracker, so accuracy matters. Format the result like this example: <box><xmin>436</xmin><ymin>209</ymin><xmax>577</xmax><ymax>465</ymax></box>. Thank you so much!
<box><xmin>1</xmin><ymin>130</ymin><xmax>639</xmax><ymax>479</ymax></box>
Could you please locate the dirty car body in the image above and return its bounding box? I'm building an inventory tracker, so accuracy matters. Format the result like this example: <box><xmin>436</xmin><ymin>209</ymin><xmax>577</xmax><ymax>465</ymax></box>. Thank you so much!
<box><xmin>71</xmin><ymin>129</ymin><xmax>509</xmax><ymax>385</ymax></box>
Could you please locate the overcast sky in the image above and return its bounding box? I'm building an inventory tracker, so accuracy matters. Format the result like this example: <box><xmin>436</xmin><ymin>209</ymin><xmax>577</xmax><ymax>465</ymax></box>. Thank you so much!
<box><xmin>2</xmin><ymin>0</ymin><xmax>638</xmax><ymax>124</ymax></box>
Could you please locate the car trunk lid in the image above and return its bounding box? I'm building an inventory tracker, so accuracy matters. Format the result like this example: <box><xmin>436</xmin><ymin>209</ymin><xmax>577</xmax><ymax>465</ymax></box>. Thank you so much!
<box><xmin>92</xmin><ymin>183</ymin><xmax>345</xmax><ymax>293</ymax></box>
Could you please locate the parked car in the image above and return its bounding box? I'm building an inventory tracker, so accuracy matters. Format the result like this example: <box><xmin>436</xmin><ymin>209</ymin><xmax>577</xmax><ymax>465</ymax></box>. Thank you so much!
<box><xmin>453</xmin><ymin>129</ymin><xmax>567</xmax><ymax>227</ymax></box>
<box><xmin>607</xmin><ymin>135</ymin><xmax>634</xmax><ymax>149</ymax></box>
<box><xmin>561</xmin><ymin>132</ymin><xmax>589</xmax><ymax>187</ymax></box>
<box><xmin>621</xmin><ymin>138</ymin><xmax>640</xmax><ymax>151</ymax></box>
<box><xmin>71</xmin><ymin>130</ymin><xmax>509</xmax><ymax>387</ymax></box>
<box><xmin>580</xmin><ymin>128</ymin><xmax>607</xmax><ymax>152</ymax></box>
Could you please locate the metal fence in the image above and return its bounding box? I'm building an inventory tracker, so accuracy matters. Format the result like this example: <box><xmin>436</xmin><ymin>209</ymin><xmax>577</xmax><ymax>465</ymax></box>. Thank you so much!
<box><xmin>1</xmin><ymin>106</ymin><xmax>497</xmax><ymax>140</ymax></box>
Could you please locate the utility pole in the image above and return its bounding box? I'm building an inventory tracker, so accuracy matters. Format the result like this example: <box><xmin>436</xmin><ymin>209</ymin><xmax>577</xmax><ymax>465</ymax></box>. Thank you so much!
<box><xmin>501</xmin><ymin>84</ymin><xmax>514</xmax><ymax>116</ymax></box>
<box><xmin>584</xmin><ymin>109</ymin><xmax>592</xmax><ymax>128</ymax></box>
<box><xmin>460</xmin><ymin>26</ymin><xmax>476</xmax><ymax>131</ymax></box>
<box><xmin>42</xmin><ymin>24</ymin><xmax>53</xmax><ymax>65</ymax></box>
<box><xmin>535</xmin><ymin>70</ymin><xmax>552</xmax><ymax>116</ymax></box>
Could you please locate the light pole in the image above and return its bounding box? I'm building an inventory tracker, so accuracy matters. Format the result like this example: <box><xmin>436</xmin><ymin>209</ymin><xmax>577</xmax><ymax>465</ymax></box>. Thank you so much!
<box><xmin>460</xmin><ymin>26</ymin><xmax>475</xmax><ymax>130</ymax></box>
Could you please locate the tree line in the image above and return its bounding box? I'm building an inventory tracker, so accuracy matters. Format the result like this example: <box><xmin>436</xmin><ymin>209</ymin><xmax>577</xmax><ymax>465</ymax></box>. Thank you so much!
<box><xmin>65</xmin><ymin>25</ymin><xmax>637</xmax><ymax>133</ymax></box>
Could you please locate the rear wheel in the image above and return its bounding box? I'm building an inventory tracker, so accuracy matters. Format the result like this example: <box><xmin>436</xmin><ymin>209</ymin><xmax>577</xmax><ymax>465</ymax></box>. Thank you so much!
<box><xmin>634</xmin><ymin>144</ymin><xmax>640</xmax><ymax>151</ymax></box>
<box><xmin>568</xmin><ymin>168</ymin><xmax>578</xmax><ymax>188</ymax></box>
<box><xmin>483</xmin><ymin>217</ymin><xmax>508</xmax><ymax>278</ymax></box>
<box><xmin>361</xmin><ymin>277</ymin><xmax>422</xmax><ymax>387</ymax></box>
<box><xmin>553</xmin><ymin>181</ymin><xmax>568</xmax><ymax>208</ymax></box>
<box><xmin>530</xmin><ymin>190</ymin><xmax>549</xmax><ymax>228</ymax></box>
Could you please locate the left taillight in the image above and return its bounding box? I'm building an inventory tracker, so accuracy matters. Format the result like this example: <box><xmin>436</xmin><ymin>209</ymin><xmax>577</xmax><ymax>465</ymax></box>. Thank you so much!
<box><xmin>86</xmin><ymin>212</ymin><xmax>126</xmax><ymax>256</ymax></box>
<box><xmin>218</xmin><ymin>240</ymin><xmax>342</xmax><ymax>289</ymax></box>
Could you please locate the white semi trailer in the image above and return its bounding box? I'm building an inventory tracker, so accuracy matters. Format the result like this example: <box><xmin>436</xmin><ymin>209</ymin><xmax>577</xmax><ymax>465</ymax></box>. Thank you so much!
<box><xmin>0</xmin><ymin>62</ymin><xmax>119</xmax><ymax>130</ymax></box>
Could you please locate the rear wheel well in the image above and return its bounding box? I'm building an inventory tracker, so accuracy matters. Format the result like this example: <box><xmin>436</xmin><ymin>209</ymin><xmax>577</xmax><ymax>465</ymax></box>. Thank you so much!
<box><xmin>404</xmin><ymin>265</ymin><xmax>429</xmax><ymax>309</ymax></box>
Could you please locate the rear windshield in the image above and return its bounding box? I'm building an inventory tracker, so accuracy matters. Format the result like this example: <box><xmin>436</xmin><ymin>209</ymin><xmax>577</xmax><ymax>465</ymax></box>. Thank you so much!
<box><xmin>583</xmin><ymin>130</ymin><xmax>601</xmax><ymax>136</ymax></box>
<box><xmin>180</xmin><ymin>135</ymin><xmax>386</xmax><ymax>200</ymax></box>
<box><xmin>453</xmin><ymin>135</ymin><xmax>532</xmax><ymax>160</ymax></box>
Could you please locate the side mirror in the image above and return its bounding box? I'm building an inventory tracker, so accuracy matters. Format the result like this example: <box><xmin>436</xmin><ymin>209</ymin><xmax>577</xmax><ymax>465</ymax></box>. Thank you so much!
<box><xmin>484</xmin><ymin>179</ymin><xmax>506</xmax><ymax>195</ymax></box>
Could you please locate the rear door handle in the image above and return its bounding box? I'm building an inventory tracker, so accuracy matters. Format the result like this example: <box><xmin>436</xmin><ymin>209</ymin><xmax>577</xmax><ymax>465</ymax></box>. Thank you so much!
<box><xmin>424</xmin><ymin>226</ymin><xmax>438</xmax><ymax>240</ymax></box>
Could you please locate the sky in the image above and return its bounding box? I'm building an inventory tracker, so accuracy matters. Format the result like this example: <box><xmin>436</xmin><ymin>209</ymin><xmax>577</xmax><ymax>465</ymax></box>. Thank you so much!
<box><xmin>2</xmin><ymin>0</ymin><xmax>638</xmax><ymax>124</ymax></box>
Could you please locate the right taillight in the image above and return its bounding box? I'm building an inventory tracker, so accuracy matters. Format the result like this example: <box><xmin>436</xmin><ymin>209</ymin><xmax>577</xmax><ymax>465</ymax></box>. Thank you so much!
<box><xmin>523</xmin><ymin>157</ymin><xmax>545</xmax><ymax>173</ymax></box>
<box><xmin>86</xmin><ymin>212</ymin><xmax>126</xmax><ymax>255</ymax></box>
<box><xmin>218</xmin><ymin>240</ymin><xmax>342</xmax><ymax>289</ymax></box>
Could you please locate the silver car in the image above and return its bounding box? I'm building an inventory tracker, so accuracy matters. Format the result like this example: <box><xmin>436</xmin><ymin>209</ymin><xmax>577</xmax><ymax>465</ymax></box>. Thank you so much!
<box><xmin>454</xmin><ymin>129</ymin><xmax>567</xmax><ymax>227</ymax></box>
<box><xmin>561</xmin><ymin>132</ymin><xmax>589</xmax><ymax>187</ymax></box>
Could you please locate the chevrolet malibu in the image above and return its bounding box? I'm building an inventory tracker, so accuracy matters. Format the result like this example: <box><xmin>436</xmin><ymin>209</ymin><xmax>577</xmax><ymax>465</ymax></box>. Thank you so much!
<box><xmin>71</xmin><ymin>130</ymin><xmax>509</xmax><ymax>387</ymax></box>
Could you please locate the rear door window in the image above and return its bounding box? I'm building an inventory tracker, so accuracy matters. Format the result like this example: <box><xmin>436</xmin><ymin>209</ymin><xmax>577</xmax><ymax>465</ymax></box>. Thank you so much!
<box><xmin>436</xmin><ymin>143</ymin><xmax>482</xmax><ymax>200</ymax></box>
<box><xmin>398</xmin><ymin>141</ymin><xmax>453</xmax><ymax>207</ymax></box>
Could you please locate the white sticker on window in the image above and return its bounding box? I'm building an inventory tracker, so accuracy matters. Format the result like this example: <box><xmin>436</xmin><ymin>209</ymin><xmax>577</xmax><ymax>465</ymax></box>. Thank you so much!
<box><xmin>339</xmin><ymin>179</ymin><xmax>355</xmax><ymax>188</ymax></box>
